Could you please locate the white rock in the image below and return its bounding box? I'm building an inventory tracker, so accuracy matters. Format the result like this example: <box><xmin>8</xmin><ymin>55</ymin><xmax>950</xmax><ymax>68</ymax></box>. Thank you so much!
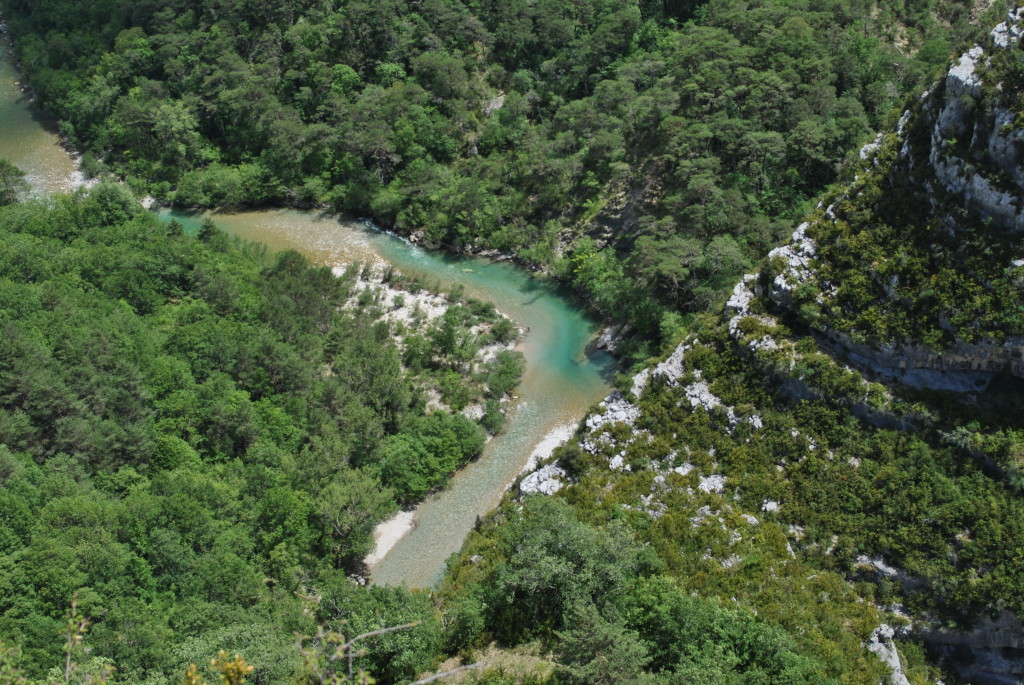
<box><xmin>461</xmin><ymin>403</ymin><xmax>485</xmax><ymax>421</ymax></box>
<box><xmin>896</xmin><ymin>110</ymin><xmax>912</xmax><ymax>137</ymax></box>
<box><xmin>859</xmin><ymin>133</ymin><xmax>884</xmax><ymax>160</ymax></box>
<box><xmin>726</xmin><ymin>276</ymin><xmax>779</xmax><ymax>352</ymax></box>
<box><xmin>631</xmin><ymin>368</ymin><xmax>651</xmax><ymax>397</ymax></box>
<box><xmin>519</xmin><ymin>463</ymin><xmax>567</xmax><ymax>496</ymax></box>
<box><xmin>721</xmin><ymin>554</ymin><xmax>742</xmax><ymax>569</ymax></box>
<box><xmin>698</xmin><ymin>474</ymin><xmax>727</xmax><ymax>494</ymax></box>
<box><xmin>991</xmin><ymin>8</ymin><xmax>1024</xmax><ymax>48</ymax></box>
<box><xmin>947</xmin><ymin>46</ymin><xmax>984</xmax><ymax>99</ymax></box>
<box><xmin>594</xmin><ymin>325</ymin><xmax>621</xmax><ymax>351</ymax></box>
<box><xmin>673</xmin><ymin>463</ymin><xmax>695</xmax><ymax>476</ymax></box>
<box><xmin>856</xmin><ymin>555</ymin><xmax>903</xmax><ymax>579</ymax></box>
<box><xmin>691</xmin><ymin>505</ymin><xmax>716</xmax><ymax>527</ymax></box>
<box><xmin>483</xmin><ymin>93</ymin><xmax>506</xmax><ymax>116</ymax></box>
<box><xmin>762</xmin><ymin>500</ymin><xmax>781</xmax><ymax>513</ymax></box>
<box><xmin>767</xmin><ymin>223</ymin><xmax>817</xmax><ymax>305</ymax></box>
<box><xmin>867</xmin><ymin>624</ymin><xmax>912</xmax><ymax>685</ymax></box>
<box><xmin>726</xmin><ymin>274</ymin><xmax>758</xmax><ymax>314</ymax></box>
<box><xmin>684</xmin><ymin>380</ymin><xmax>723</xmax><ymax>413</ymax></box>
<box><xmin>585</xmin><ymin>393</ymin><xmax>641</xmax><ymax>432</ymax></box>
<box><xmin>652</xmin><ymin>343</ymin><xmax>688</xmax><ymax>386</ymax></box>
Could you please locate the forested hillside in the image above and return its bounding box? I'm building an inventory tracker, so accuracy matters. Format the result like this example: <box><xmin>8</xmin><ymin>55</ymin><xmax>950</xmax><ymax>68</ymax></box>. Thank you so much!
<box><xmin>440</xmin><ymin>8</ymin><xmax>1024</xmax><ymax>684</ymax></box>
<box><xmin>0</xmin><ymin>0</ymin><xmax>990</xmax><ymax>357</ymax></box>
<box><xmin>3</xmin><ymin>0</ymin><xmax>1024</xmax><ymax>683</ymax></box>
<box><xmin>0</xmin><ymin>184</ymin><xmax>524</xmax><ymax>681</ymax></box>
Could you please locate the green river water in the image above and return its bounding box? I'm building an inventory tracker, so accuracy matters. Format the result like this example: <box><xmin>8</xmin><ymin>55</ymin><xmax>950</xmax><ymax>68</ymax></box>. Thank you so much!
<box><xmin>0</xmin><ymin>42</ymin><xmax>80</xmax><ymax>195</ymax></box>
<box><xmin>0</xmin><ymin>45</ymin><xmax>615</xmax><ymax>588</ymax></box>
<box><xmin>162</xmin><ymin>210</ymin><xmax>615</xmax><ymax>587</ymax></box>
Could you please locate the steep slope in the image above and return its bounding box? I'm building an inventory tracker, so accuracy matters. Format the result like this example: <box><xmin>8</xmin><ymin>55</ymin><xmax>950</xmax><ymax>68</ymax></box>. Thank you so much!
<box><xmin>762</xmin><ymin>7</ymin><xmax>1024</xmax><ymax>392</ymax></box>
<box><xmin>440</xmin><ymin>9</ymin><xmax>1024</xmax><ymax>685</ymax></box>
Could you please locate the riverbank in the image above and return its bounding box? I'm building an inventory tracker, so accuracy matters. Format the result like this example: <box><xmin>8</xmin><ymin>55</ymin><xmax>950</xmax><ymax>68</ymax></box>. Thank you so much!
<box><xmin>364</xmin><ymin>511</ymin><xmax>416</xmax><ymax>567</ymax></box>
<box><xmin>0</xmin><ymin>39</ymin><xmax>616</xmax><ymax>588</ymax></box>
<box><xmin>148</xmin><ymin>207</ymin><xmax>617</xmax><ymax>588</ymax></box>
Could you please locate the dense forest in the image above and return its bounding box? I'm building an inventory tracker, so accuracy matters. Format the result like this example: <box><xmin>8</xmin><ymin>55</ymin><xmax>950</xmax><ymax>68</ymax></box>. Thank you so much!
<box><xmin>0</xmin><ymin>0</ymin><xmax>990</xmax><ymax>359</ymax></box>
<box><xmin>435</xmin><ymin>7</ymin><xmax>1024</xmax><ymax>684</ymax></box>
<box><xmin>1</xmin><ymin>0</ymin><xmax>1023</xmax><ymax>683</ymax></box>
<box><xmin>0</xmin><ymin>184</ymin><xmax>525</xmax><ymax>681</ymax></box>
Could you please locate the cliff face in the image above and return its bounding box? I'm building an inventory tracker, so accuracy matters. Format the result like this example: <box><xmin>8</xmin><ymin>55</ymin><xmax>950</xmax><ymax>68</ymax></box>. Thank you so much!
<box><xmin>762</xmin><ymin>6</ymin><xmax>1024</xmax><ymax>392</ymax></box>
<box><xmin>893</xmin><ymin>8</ymin><xmax>1024</xmax><ymax>232</ymax></box>
<box><xmin>923</xmin><ymin>611</ymin><xmax>1024</xmax><ymax>685</ymax></box>
<box><xmin>929</xmin><ymin>40</ymin><xmax>1024</xmax><ymax>230</ymax></box>
<box><xmin>513</xmin><ymin>10</ymin><xmax>1024</xmax><ymax>685</ymax></box>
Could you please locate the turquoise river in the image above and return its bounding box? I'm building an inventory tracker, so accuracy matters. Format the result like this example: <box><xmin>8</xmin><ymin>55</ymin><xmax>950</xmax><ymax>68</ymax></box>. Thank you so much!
<box><xmin>0</xmin><ymin>45</ymin><xmax>615</xmax><ymax>588</ymax></box>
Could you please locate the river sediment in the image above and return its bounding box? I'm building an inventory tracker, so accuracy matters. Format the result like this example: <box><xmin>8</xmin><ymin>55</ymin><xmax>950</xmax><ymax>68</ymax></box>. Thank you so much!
<box><xmin>0</xmin><ymin>44</ymin><xmax>615</xmax><ymax>588</ymax></box>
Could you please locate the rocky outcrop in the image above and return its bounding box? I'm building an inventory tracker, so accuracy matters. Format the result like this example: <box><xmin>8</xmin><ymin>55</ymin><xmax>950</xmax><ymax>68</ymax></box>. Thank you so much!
<box><xmin>631</xmin><ymin>340</ymin><xmax>687</xmax><ymax>396</ymax></box>
<box><xmin>584</xmin><ymin>392</ymin><xmax>641</xmax><ymax>433</ymax></box>
<box><xmin>815</xmin><ymin>328</ymin><xmax>1024</xmax><ymax>392</ymax></box>
<box><xmin>766</xmin><ymin>223</ymin><xmax>818</xmax><ymax>312</ymax></box>
<box><xmin>519</xmin><ymin>463</ymin><xmax>567</xmax><ymax>496</ymax></box>
<box><xmin>765</xmin><ymin>217</ymin><xmax>1024</xmax><ymax>390</ymax></box>
<box><xmin>756</xmin><ymin>7</ymin><xmax>1024</xmax><ymax>392</ymax></box>
<box><xmin>867</xmin><ymin>624</ymin><xmax>912</xmax><ymax>685</ymax></box>
<box><xmin>924</xmin><ymin>8</ymin><xmax>1024</xmax><ymax>230</ymax></box>
<box><xmin>724</xmin><ymin>273</ymin><xmax>930</xmax><ymax>430</ymax></box>
<box><xmin>920</xmin><ymin>611</ymin><xmax>1024</xmax><ymax>685</ymax></box>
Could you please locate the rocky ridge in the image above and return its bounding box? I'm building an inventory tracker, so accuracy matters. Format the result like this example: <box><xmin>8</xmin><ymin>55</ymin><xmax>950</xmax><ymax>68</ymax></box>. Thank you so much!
<box><xmin>761</xmin><ymin>7</ymin><xmax>1024</xmax><ymax>392</ymax></box>
<box><xmin>510</xmin><ymin>9</ymin><xmax>1024</xmax><ymax>684</ymax></box>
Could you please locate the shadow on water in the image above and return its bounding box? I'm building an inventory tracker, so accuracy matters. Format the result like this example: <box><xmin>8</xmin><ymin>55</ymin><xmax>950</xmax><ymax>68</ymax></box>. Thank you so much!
<box><xmin>21</xmin><ymin>95</ymin><xmax>59</xmax><ymax>130</ymax></box>
<box><xmin>165</xmin><ymin>209</ymin><xmax>205</xmax><ymax>234</ymax></box>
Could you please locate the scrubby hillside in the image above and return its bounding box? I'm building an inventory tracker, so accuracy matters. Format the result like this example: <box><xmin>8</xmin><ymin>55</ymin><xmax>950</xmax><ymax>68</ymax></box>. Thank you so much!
<box><xmin>441</xmin><ymin>9</ymin><xmax>1024</xmax><ymax>685</ymax></box>
<box><xmin>763</xmin><ymin>6</ymin><xmax>1024</xmax><ymax>393</ymax></box>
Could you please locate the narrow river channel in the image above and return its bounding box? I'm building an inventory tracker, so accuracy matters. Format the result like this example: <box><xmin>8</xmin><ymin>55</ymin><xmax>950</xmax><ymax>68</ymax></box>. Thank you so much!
<box><xmin>0</xmin><ymin>46</ymin><xmax>615</xmax><ymax>589</ymax></box>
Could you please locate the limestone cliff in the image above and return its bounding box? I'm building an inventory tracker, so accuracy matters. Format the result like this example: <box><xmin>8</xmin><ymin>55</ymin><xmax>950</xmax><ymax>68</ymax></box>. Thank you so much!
<box><xmin>762</xmin><ymin>6</ymin><xmax>1024</xmax><ymax>392</ymax></box>
<box><xmin>512</xmin><ymin>11</ymin><xmax>1024</xmax><ymax>685</ymax></box>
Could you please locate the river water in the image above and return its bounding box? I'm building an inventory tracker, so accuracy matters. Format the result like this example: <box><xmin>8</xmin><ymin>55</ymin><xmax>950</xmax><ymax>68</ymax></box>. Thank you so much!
<box><xmin>0</xmin><ymin>43</ymin><xmax>80</xmax><ymax>194</ymax></box>
<box><xmin>0</xmin><ymin>49</ymin><xmax>614</xmax><ymax>588</ymax></box>
<box><xmin>163</xmin><ymin>210</ymin><xmax>615</xmax><ymax>587</ymax></box>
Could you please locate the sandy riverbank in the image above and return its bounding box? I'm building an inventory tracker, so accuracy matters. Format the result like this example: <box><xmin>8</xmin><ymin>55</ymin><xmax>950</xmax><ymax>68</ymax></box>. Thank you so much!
<box><xmin>364</xmin><ymin>511</ymin><xmax>416</xmax><ymax>568</ymax></box>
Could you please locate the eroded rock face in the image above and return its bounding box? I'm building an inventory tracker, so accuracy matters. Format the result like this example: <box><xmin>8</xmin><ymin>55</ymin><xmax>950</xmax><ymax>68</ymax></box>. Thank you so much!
<box><xmin>921</xmin><ymin>8</ymin><xmax>1024</xmax><ymax>230</ymax></box>
<box><xmin>921</xmin><ymin>611</ymin><xmax>1024</xmax><ymax>685</ymax></box>
<box><xmin>756</xmin><ymin>8</ymin><xmax>1024</xmax><ymax>392</ymax></box>
<box><xmin>928</xmin><ymin>50</ymin><xmax>1024</xmax><ymax>230</ymax></box>
<box><xmin>867</xmin><ymin>624</ymin><xmax>912</xmax><ymax>685</ymax></box>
